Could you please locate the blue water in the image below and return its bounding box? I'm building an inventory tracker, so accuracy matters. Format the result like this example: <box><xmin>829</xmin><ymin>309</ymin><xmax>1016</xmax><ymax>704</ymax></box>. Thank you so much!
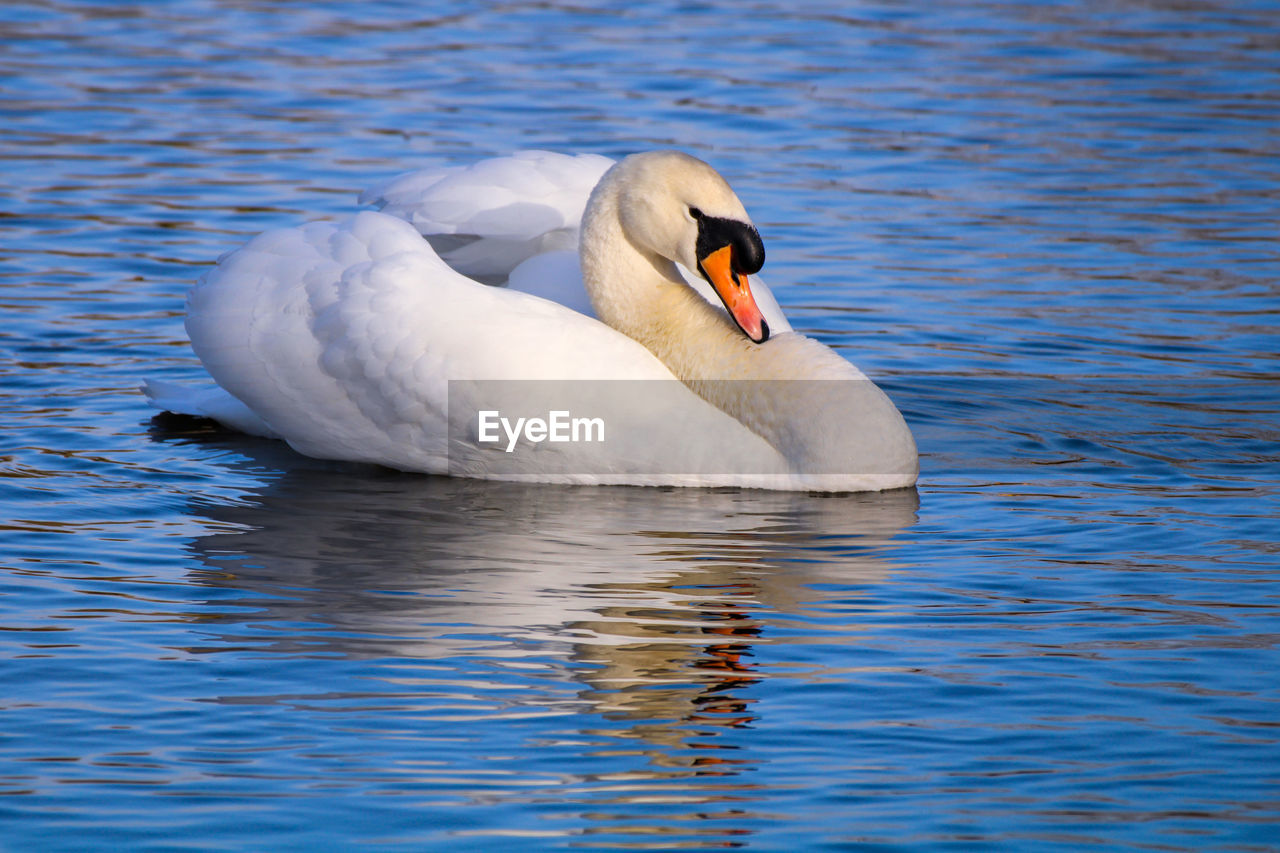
<box><xmin>3</xmin><ymin>1</ymin><xmax>1279</xmax><ymax>849</ymax></box>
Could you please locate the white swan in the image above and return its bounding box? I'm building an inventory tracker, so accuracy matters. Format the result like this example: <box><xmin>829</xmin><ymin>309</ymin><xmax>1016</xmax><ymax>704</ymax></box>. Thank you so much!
<box><xmin>146</xmin><ymin>150</ymin><xmax>918</xmax><ymax>491</ymax></box>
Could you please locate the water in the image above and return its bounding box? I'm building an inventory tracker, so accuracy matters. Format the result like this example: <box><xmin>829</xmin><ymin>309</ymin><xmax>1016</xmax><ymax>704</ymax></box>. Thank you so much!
<box><xmin>2</xmin><ymin>1</ymin><xmax>1278</xmax><ymax>849</ymax></box>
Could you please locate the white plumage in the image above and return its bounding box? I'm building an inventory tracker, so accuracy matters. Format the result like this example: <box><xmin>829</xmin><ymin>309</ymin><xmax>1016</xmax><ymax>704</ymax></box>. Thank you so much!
<box><xmin>147</xmin><ymin>150</ymin><xmax>917</xmax><ymax>491</ymax></box>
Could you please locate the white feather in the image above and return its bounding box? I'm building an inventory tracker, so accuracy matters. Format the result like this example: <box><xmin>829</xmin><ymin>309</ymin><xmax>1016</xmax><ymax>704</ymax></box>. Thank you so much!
<box><xmin>151</xmin><ymin>151</ymin><xmax>916</xmax><ymax>491</ymax></box>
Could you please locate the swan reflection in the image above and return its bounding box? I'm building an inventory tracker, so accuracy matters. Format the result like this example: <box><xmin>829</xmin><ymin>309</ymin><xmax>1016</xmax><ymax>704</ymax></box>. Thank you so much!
<box><xmin>166</xmin><ymin>427</ymin><xmax>917</xmax><ymax>838</ymax></box>
<box><xmin>179</xmin><ymin>445</ymin><xmax>917</xmax><ymax>651</ymax></box>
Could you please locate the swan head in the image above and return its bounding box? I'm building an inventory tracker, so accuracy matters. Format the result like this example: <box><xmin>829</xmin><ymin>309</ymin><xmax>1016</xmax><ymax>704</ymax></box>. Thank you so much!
<box><xmin>609</xmin><ymin>151</ymin><xmax>770</xmax><ymax>343</ymax></box>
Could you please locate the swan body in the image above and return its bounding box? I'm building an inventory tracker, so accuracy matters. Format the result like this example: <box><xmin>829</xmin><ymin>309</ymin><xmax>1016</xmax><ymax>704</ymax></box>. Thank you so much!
<box><xmin>148</xmin><ymin>150</ymin><xmax>917</xmax><ymax>491</ymax></box>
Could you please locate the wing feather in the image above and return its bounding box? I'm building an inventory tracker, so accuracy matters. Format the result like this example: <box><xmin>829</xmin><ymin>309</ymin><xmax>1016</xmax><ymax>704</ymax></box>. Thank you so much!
<box><xmin>184</xmin><ymin>210</ymin><xmax>685</xmax><ymax>473</ymax></box>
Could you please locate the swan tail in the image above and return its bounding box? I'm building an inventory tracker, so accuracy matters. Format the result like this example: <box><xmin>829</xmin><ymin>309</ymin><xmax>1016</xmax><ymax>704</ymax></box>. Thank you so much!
<box><xmin>142</xmin><ymin>379</ymin><xmax>280</xmax><ymax>438</ymax></box>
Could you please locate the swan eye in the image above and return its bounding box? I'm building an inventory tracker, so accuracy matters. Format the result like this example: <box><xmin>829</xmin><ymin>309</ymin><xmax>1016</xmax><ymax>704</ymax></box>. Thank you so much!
<box><xmin>688</xmin><ymin>206</ymin><xmax>703</xmax><ymax>220</ymax></box>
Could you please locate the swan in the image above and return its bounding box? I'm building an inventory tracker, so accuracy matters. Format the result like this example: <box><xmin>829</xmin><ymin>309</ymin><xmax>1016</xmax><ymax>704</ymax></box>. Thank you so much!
<box><xmin>146</xmin><ymin>150</ymin><xmax>918</xmax><ymax>491</ymax></box>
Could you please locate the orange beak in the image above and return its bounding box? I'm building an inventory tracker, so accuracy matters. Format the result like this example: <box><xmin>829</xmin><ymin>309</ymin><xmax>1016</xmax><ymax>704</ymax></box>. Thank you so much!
<box><xmin>699</xmin><ymin>245</ymin><xmax>769</xmax><ymax>343</ymax></box>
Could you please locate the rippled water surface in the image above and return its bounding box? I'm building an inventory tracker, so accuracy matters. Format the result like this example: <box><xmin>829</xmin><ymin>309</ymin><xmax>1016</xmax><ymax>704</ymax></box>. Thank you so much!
<box><xmin>3</xmin><ymin>1</ymin><xmax>1279</xmax><ymax>849</ymax></box>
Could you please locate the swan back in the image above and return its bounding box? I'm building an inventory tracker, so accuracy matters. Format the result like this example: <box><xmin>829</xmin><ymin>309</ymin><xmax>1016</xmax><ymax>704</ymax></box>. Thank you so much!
<box><xmin>360</xmin><ymin>151</ymin><xmax>614</xmax><ymax>281</ymax></box>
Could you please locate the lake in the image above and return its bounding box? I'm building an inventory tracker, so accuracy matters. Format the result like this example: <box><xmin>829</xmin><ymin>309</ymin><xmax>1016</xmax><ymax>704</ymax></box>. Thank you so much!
<box><xmin>2</xmin><ymin>1</ymin><xmax>1278</xmax><ymax>849</ymax></box>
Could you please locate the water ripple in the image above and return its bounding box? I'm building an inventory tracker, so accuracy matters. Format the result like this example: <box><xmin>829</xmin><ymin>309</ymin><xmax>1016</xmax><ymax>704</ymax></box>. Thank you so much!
<box><xmin>2</xmin><ymin>0</ymin><xmax>1279</xmax><ymax>849</ymax></box>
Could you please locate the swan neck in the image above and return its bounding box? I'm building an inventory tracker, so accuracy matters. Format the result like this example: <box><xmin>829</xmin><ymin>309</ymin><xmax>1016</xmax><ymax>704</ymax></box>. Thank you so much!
<box><xmin>577</xmin><ymin>169</ymin><xmax>916</xmax><ymax>481</ymax></box>
<box><xmin>580</xmin><ymin>183</ymin><xmax>750</xmax><ymax>383</ymax></box>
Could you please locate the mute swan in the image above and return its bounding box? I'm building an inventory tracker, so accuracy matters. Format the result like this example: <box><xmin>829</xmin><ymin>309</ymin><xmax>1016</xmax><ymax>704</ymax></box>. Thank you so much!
<box><xmin>146</xmin><ymin>150</ymin><xmax>918</xmax><ymax>491</ymax></box>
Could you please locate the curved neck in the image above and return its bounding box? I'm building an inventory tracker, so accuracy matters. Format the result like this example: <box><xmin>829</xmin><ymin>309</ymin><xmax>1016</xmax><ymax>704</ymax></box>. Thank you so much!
<box><xmin>580</xmin><ymin>182</ymin><xmax>766</xmax><ymax>383</ymax></box>
<box><xmin>577</xmin><ymin>173</ymin><xmax>916</xmax><ymax>481</ymax></box>
<box><xmin>581</xmin><ymin>180</ymin><xmax>859</xmax><ymax>381</ymax></box>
